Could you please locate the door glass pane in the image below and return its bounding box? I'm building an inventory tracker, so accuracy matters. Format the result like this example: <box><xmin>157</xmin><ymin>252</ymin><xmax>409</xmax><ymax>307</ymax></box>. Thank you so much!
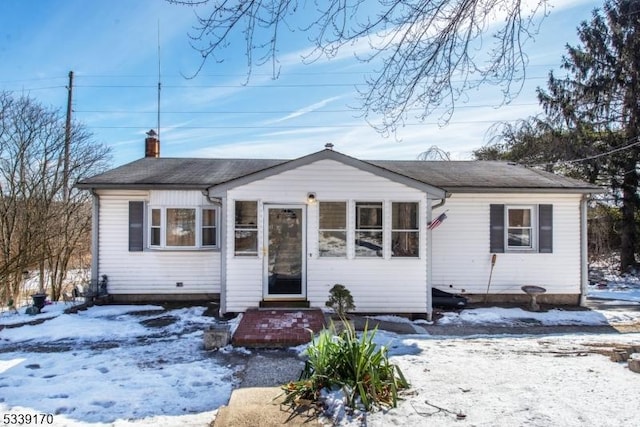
<box><xmin>268</xmin><ymin>208</ymin><xmax>302</xmax><ymax>295</ymax></box>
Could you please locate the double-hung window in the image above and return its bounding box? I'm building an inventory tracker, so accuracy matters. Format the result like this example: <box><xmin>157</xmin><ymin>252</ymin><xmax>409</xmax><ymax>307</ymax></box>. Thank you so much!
<box><xmin>392</xmin><ymin>202</ymin><xmax>419</xmax><ymax>257</ymax></box>
<box><xmin>507</xmin><ymin>206</ymin><xmax>534</xmax><ymax>250</ymax></box>
<box><xmin>319</xmin><ymin>202</ymin><xmax>347</xmax><ymax>257</ymax></box>
<box><xmin>234</xmin><ymin>201</ymin><xmax>258</xmax><ymax>256</ymax></box>
<box><xmin>490</xmin><ymin>204</ymin><xmax>553</xmax><ymax>253</ymax></box>
<box><xmin>355</xmin><ymin>202</ymin><xmax>383</xmax><ymax>257</ymax></box>
<box><xmin>149</xmin><ymin>207</ymin><xmax>218</xmax><ymax>249</ymax></box>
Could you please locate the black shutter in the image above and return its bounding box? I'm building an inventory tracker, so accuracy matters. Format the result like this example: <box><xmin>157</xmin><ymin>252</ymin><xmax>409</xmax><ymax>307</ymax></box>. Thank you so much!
<box><xmin>129</xmin><ymin>201</ymin><xmax>144</xmax><ymax>252</ymax></box>
<box><xmin>538</xmin><ymin>204</ymin><xmax>553</xmax><ymax>253</ymax></box>
<box><xmin>489</xmin><ymin>204</ymin><xmax>505</xmax><ymax>253</ymax></box>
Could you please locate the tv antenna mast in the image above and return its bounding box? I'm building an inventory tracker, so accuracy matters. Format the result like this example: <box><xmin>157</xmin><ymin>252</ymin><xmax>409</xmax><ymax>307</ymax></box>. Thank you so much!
<box><xmin>157</xmin><ymin>19</ymin><xmax>161</xmax><ymax>141</ymax></box>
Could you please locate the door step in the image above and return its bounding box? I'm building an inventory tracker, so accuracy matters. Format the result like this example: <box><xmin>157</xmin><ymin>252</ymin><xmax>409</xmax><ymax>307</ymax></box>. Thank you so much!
<box><xmin>259</xmin><ymin>300</ymin><xmax>310</xmax><ymax>309</ymax></box>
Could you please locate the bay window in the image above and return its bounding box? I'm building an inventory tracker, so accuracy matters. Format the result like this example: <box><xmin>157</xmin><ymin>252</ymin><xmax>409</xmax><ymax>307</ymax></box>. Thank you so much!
<box><xmin>148</xmin><ymin>207</ymin><xmax>218</xmax><ymax>249</ymax></box>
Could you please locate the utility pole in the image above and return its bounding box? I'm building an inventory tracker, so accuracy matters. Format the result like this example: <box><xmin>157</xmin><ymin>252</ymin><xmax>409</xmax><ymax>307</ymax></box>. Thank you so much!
<box><xmin>63</xmin><ymin>70</ymin><xmax>73</xmax><ymax>202</ymax></box>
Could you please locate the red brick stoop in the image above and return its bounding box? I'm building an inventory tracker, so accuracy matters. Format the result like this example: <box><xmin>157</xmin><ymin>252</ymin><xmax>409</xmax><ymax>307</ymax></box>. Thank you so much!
<box><xmin>232</xmin><ymin>308</ymin><xmax>326</xmax><ymax>348</ymax></box>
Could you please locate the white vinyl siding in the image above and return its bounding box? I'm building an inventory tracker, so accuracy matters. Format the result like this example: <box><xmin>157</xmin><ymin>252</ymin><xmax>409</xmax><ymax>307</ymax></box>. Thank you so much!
<box><xmin>223</xmin><ymin>159</ymin><xmax>428</xmax><ymax>313</ymax></box>
<box><xmin>97</xmin><ymin>190</ymin><xmax>221</xmax><ymax>295</ymax></box>
<box><xmin>432</xmin><ymin>193</ymin><xmax>582</xmax><ymax>295</ymax></box>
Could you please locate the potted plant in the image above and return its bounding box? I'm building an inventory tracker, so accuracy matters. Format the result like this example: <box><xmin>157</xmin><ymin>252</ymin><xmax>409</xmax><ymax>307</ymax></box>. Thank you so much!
<box><xmin>325</xmin><ymin>284</ymin><xmax>356</xmax><ymax>334</ymax></box>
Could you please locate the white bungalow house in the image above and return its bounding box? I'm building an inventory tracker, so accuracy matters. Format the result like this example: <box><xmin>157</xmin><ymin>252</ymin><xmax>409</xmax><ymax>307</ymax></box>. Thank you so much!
<box><xmin>77</xmin><ymin>135</ymin><xmax>601</xmax><ymax>319</ymax></box>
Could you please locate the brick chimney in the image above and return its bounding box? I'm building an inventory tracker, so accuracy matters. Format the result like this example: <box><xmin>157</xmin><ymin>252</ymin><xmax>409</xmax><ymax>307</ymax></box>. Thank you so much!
<box><xmin>145</xmin><ymin>129</ymin><xmax>160</xmax><ymax>158</ymax></box>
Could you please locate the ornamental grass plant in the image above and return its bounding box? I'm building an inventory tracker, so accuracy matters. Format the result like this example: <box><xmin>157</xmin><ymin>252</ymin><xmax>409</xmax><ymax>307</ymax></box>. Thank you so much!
<box><xmin>282</xmin><ymin>321</ymin><xmax>409</xmax><ymax>411</ymax></box>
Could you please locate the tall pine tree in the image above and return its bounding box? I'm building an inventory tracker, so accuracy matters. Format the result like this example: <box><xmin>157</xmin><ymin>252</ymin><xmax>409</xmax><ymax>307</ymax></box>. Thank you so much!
<box><xmin>477</xmin><ymin>0</ymin><xmax>640</xmax><ymax>272</ymax></box>
<box><xmin>539</xmin><ymin>0</ymin><xmax>640</xmax><ymax>272</ymax></box>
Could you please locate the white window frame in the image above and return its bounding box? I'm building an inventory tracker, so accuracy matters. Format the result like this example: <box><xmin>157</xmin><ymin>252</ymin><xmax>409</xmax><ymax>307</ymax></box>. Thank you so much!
<box><xmin>354</xmin><ymin>201</ymin><xmax>384</xmax><ymax>258</ymax></box>
<box><xmin>234</xmin><ymin>200</ymin><xmax>259</xmax><ymax>257</ymax></box>
<box><xmin>506</xmin><ymin>205</ymin><xmax>536</xmax><ymax>251</ymax></box>
<box><xmin>391</xmin><ymin>201</ymin><xmax>420</xmax><ymax>258</ymax></box>
<box><xmin>318</xmin><ymin>201</ymin><xmax>348</xmax><ymax>257</ymax></box>
<box><xmin>148</xmin><ymin>206</ymin><xmax>220</xmax><ymax>250</ymax></box>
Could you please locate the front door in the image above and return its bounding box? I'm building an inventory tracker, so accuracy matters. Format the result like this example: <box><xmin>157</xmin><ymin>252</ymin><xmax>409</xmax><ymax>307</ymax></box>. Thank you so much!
<box><xmin>264</xmin><ymin>205</ymin><xmax>306</xmax><ymax>299</ymax></box>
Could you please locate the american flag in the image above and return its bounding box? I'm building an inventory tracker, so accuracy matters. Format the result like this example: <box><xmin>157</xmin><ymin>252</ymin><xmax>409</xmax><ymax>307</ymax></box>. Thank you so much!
<box><xmin>427</xmin><ymin>212</ymin><xmax>447</xmax><ymax>230</ymax></box>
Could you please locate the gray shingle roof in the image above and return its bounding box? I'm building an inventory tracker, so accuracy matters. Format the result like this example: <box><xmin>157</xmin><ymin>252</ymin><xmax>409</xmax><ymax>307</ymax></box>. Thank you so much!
<box><xmin>77</xmin><ymin>158</ymin><xmax>287</xmax><ymax>189</ymax></box>
<box><xmin>77</xmin><ymin>151</ymin><xmax>601</xmax><ymax>193</ymax></box>
<box><xmin>369</xmin><ymin>160</ymin><xmax>598</xmax><ymax>191</ymax></box>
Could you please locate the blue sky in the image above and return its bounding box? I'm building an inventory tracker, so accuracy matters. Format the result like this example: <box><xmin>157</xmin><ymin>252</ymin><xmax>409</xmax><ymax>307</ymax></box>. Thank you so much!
<box><xmin>0</xmin><ymin>0</ymin><xmax>601</xmax><ymax>167</ymax></box>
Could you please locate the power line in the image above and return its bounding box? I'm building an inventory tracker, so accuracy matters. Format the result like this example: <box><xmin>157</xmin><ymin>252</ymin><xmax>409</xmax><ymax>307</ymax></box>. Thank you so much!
<box><xmin>532</xmin><ymin>137</ymin><xmax>640</xmax><ymax>167</ymax></box>
<box><xmin>73</xmin><ymin>102</ymin><xmax>539</xmax><ymax>115</ymax></box>
<box><xmin>88</xmin><ymin>119</ymin><xmax>521</xmax><ymax>130</ymax></box>
<box><xmin>560</xmin><ymin>138</ymin><xmax>640</xmax><ymax>164</ymax></box>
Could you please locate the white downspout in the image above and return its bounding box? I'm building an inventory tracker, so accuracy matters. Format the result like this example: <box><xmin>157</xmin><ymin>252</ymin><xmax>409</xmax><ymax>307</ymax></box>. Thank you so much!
<box><xmin>579</xmin><ymin>195</ymin><xmax>589</xmax><ymax>306</ymax></box>
<box><xmin>426</xmin><ymin>197</ymin><xmax>433</xmax><ymax>321</ymax></box>
<box><xmin>427</xmin><ymin>197</ymin><xmax>447</xmax><ymax>321</ymax></box>
<box><xmin>204</xmin><ymin>189</ymin><xmax>226</xmax><ymax>315</ymax></box>
<box><xmin>219</xmin><ymin>196</ymin><xmax>227</xmax><ymax>315</ymax></box>
<box><xmin>90</xmin><ymin>190</ymin><xmax>100</xmax><ymax>297</ymax></box>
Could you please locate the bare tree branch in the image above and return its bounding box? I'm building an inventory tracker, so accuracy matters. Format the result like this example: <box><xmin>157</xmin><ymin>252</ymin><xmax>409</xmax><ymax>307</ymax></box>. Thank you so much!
<box><xmin>168</xmin><ymin>0</ymin><xmax>548</xmax><ymax>132</ymax></box>
<box><xmin>0</xmin><ymin>92</ymin><xmax>111</xmax><ymax>302</ymax></box>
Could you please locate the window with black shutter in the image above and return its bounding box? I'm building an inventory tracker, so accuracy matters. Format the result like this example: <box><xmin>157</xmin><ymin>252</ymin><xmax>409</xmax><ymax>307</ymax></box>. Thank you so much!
<box><xmin>538</xmin><ymin>204</ymin><xmax>553</xmax><ymax>253</ymax></box>
<box><xmin>489</xmin><ymin>204</ymin><xmax>553</xmax><ymax>253</ymax></box>
<box><xmin>489</xmin><ymin>204</ymin><xmax>505</xmax><ymax>253</ymax></box>
<box><xmin>128</xmin><ymin>201</ymin><xmax>144</xmax><ymax>252</ymax></box>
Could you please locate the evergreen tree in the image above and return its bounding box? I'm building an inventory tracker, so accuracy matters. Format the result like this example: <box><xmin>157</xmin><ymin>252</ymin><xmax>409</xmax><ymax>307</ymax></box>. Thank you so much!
<box><xmin>476</xmin><ymin>0</ymin><xmax>640</xmax><ymax>272</ymax></box>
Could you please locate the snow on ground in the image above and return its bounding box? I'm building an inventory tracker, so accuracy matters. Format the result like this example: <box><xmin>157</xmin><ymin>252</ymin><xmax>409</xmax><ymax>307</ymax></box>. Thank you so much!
<box><xmin>1</xmin><ymin>283</ymin><xmax>639</xmax><ymax>426</ymax></box>
<box><xmin>0</xmin><ymin>305</ymin><xmax>241</xmax><ymax>426</ymax></box>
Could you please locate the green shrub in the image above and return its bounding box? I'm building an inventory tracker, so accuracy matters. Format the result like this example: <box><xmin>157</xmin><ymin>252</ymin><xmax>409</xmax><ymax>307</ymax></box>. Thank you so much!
<box><xmin>282</xmin><ymin>321</ymin><xmax>409</xmax><ymax>411</ymax></box>
<box><xmin>325</xmin><ymin>284</ymin><xmax>355</xmax><ymax>318</ymax></box>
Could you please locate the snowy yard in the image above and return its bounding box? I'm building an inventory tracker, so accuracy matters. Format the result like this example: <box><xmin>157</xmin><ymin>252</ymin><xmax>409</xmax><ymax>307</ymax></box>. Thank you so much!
<box><xmin>0</xmin><ymin>279</ymin><xmax>639</xmax><ymax>426</ymax></box>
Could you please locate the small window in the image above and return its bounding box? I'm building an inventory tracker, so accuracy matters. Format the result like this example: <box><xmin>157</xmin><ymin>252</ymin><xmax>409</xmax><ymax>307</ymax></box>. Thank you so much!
<box><xmin>235</xmin><ymin>201</ymin><xmax>258</xmax><ymax>256</ymax></box>
<box><xmin>355</xmin><ymin>202</ymin><xmax>383</xmax><ymax>257</ymax></box>
<box><xmin>319</xmin><ymin>202</ymin><xmax>347</xmax><ymax>257</ymax></box>
<box><xmin>392</xmin><ymin>202</ymin><xmax>419</xmax><ymax>257</ymax></box>
<box><xmin>507</xmin><ymin>207</ymin><xmax>534</xmax><ymax>249</ymax></box>
<box><xmin>202</xmin><ymin>208</ymin><xmax>217</xmax><ymax>247</ymax></box>
<box><xmin>150</xmin><ymin>208</ymin><xmax>161</xmax><ymax>246</ymax></box>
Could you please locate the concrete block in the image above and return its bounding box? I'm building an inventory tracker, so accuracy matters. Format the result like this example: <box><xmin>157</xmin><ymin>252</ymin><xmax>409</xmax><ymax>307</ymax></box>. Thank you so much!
<box><xmin>204</xmin><ymin>325</ymin><xmax>230</xmax><ymax>350</ymax></box>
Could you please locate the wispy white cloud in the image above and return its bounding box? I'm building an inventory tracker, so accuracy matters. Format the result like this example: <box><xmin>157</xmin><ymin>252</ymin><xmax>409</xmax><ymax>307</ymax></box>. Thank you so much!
<box><xmin>262</xmin><ymin>95</ymin><xmax>346</xmax><ymax>124</ymax></box>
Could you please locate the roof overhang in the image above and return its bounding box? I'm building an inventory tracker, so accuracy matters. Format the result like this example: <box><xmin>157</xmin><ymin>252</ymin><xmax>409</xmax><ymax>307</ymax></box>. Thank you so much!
<box><xmin>207</xmin><ymin>149</ymin><xmax>447</xmax><ymax>199</ymax></box>
<box><xmin>444</xmin><ymin>186</ymin><xmax>604</xmax><ymax>194</ymax></box>
<box><xmin>75</xmin><ymin>183</ymin><xmax>210</xmax><ymax>191</ymax></box>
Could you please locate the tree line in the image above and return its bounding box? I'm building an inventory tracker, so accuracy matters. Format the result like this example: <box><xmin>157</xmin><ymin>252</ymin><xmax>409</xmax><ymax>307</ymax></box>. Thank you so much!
<box><xmin>474</xmin><ymin>0</ymin><xmax>640</xmax><ymax>272</ymax></box>
<box><xmin>0</xmin><ymin>92</ymin><xmax>110</xmax><ymax>305</ymax></box>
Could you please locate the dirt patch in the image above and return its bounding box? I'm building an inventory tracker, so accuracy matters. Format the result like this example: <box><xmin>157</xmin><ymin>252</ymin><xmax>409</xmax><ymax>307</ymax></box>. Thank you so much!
<box><xmin>139</xmin><ymin>315</ymin><xmax>178</xmax><ymax>328</ymax></box>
